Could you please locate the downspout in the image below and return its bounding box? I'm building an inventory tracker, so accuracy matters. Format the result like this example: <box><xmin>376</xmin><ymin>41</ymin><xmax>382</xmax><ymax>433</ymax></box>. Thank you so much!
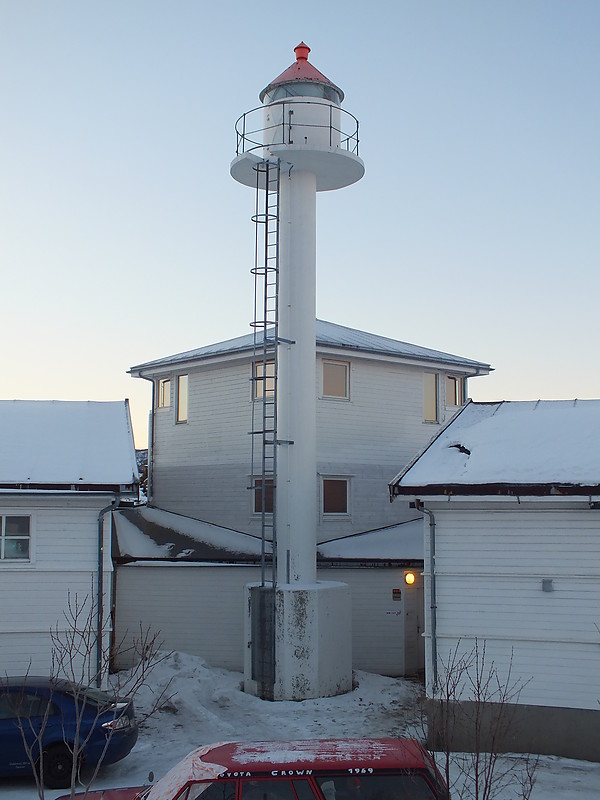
<box><xmin>97</xmin><ymin>501</ymin><xmax>116</xmax><ymax>687</ymax></box>
<box><xmin>417</xmin><ymin>500</ymin><xmax>438</xmax><ymax>691</ymax></box>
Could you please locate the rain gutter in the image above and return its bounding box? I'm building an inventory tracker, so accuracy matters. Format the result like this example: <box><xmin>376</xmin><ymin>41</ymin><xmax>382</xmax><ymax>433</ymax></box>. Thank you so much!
<box><xmin>416</xmin><ymin>500</ymin><xmax>438</xmax><ymax>691</ymax></box>
<box><xmin>97</xmin><ymin>501</ymin><xmax>116</xmax><ymax>687</ymax></box>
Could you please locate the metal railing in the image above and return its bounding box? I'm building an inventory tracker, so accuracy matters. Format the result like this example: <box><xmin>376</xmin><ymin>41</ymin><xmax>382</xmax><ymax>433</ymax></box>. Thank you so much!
<box><xmin>235</xmin><ymin>100</ymin><xmax>360</xmax><ymax>157</ymax></box>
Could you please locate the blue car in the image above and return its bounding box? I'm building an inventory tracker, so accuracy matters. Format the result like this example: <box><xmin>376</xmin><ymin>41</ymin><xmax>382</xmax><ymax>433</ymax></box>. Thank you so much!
<box><xmin>0</xmin><ymin>677</ymin><xmax>138</xmax><ymax>789</ymax></box>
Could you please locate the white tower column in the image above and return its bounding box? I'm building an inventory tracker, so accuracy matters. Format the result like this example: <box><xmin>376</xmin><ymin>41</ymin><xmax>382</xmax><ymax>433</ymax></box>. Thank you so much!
<box><xmin>276</xmin><ymin>168</ymin><xmax>317</xmax><ymax>585</ymax></box>
<box><xmin>232</xmin><ymin>42</ymin><xmax>364</xmax><ymax>700</ymax></box>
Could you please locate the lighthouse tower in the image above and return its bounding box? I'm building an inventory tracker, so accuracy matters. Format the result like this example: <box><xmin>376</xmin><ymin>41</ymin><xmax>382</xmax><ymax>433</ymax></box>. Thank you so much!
<box><xmin>231</xmin><ymin>43</ymin><xmax>364</xmax><ymax>700</ymax></box>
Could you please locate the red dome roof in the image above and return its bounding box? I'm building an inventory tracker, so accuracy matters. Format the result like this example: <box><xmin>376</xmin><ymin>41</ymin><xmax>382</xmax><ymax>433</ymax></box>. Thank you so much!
<box><xmin>259</xmin><ymin>42</ymin><xmax>344</xmax><ymax>103</ymax></box>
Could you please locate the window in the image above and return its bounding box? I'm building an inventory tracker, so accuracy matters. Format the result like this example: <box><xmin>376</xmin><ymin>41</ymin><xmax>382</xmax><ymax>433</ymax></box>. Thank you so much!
<box><xmin>0</xmin><ymin>690</ymin><xmax>52</xmax><ymax>720</ymax></box>
<box><xmin>252</xmin><ymin>360</ymin><xmax>275</xmax><ymax>400</ymax></box>
<box><xmin>157</xmin><ymin>378</ymin><xmax>171</xmax><ymax>408</ymax></box>
<box><xmin>424</xmin><ymin>373</ymin><xmax>439</xmax><ymax>422</ymax></box>
<box><xmin>446</xmin><ymin>375</ymin><xmax>465</xmax><ymax>406</ymax></box>
<box><xmin>241</xmin><ymin>778</ymin><xmax>297</xmax><ymax>800</ymax></box>
<box><xmin>177</xmin><ymin>374</ymin><xmax>189</xmax><ymax>422</ymax></box>
<box><xmin>253</xmin><ymin>478</ymin><xmax>274</xmax><ymax>514</ymax></box>
<box><xmin>322</xmin><ymin>478</ymin><xmax>349</xmax><ymax>515</ymax></box>
<box><xmin>322</xmin><ymin>360</ymin><xmax>349</xmax><ymax>399</ymax></box>
<box><xmin>1</xmin><ymin>516</ymin><xmax>30</xmax><ymax>560</ymax></box>
<box><xmin>178</xmin><ymin>781</ymin><xmax>236</xmax><ymax>800</ymax></box>
<box><xmin>315</xmin><ymin>773</ymin><xmax>436</xmax><ymax>800</ymax></box>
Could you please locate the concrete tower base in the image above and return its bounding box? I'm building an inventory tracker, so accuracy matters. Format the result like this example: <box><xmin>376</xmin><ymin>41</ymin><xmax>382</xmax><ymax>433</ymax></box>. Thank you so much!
<box><xmin>244</xmin><ymin>581</ymin><xmax>352</xmax><ymax>701</ymax></box>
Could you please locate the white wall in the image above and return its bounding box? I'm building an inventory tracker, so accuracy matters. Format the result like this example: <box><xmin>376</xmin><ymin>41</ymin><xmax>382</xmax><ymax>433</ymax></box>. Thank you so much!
<box><xmin>421</xmin><ymin>499</ymin><xmax>600</xmax><ymax>710</ymax></box>
<box><xmin>0</xmin><ymin>494</ymin><xmax>114</xmax><ymax>678</ymax></box>
<box><xmin>149</xmin><ymin>354</ymin><xmax>463</xmax><ymax>540</ymax></box>
<box><xmin>113</xmin><ymin>562</ymin><xmax>423</xmax><ymax>676</ymax></box>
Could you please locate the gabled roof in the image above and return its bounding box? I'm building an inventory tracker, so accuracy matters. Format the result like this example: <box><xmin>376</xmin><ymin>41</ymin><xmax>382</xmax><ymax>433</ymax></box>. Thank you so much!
<box><xmin>390</xmin><ymin>399</ymin><xmax>600</xmax><ymax>497</ymax></box>
<box><xmin>0</xmin><ymin>400</ymin><xmax>138</xmax><ymax>490</ymax></box>
<box><xmin>130</xmin><ymin>320</ymin><xmax>491</xmax><ymax>377</ymax></box>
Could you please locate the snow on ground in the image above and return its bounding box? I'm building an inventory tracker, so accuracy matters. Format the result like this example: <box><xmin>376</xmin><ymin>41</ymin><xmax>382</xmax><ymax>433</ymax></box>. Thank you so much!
<box><xmin>2</xmin><ymin>652</ymin><xmax>599</xmax><ymax>799</ymax></box>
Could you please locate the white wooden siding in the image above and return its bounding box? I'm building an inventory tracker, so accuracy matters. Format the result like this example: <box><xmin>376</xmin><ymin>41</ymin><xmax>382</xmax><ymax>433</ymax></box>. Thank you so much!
<box><xmin>151</xmin><ymin>357</ymin><xmax>460</xmax><ymax>539</ymax></box>
<box><xmin>422</xmin><ymin>502</ymin><xmax>600</xmax><ymax>710</ymax></box>
<box><xmin>0</xmin><ymin>495</ymin><xmax>114</xmax><ymax>676</ymax></box>
<box><xmin>114</xmin><ymin>564</ymin><xmax>264</xmax><ymax>671</ymax></box>
<box><xmin>114</xmin><ymin>564</ymin><xmax>419</xmax><ymax>676</ymax></box>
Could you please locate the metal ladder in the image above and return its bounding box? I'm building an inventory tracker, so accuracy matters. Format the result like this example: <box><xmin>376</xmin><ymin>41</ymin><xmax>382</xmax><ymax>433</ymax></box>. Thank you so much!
<box><xmin>250</xmin><ymin>158</ymin><xmax>280</xmax><ymax>589</ymax></box>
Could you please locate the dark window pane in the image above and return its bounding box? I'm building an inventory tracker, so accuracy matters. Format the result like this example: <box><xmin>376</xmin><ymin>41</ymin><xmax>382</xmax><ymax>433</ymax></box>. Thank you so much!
<box><xmin>323</xmin><ymin>362</ymin><xmax>348</xmax><ymax>398</ymax></box>
<box><xmin>293</xmin><ymin>780</ymin><xmax>317</xmax><ymax>800</ymax></box>
<box><xmin>254</xmin><ymin>478</ymin><xmax>274</xmax><ymax>513</ymax></box>
<box><xmin>242</xmin><ymin>779</ymin><xmax>297</xmax><ymax>800</ymax></box>
<box><xmin>5</xmin><ymin>516</ymin><xmax>29</xmax><ymax>535</ymax></box>
<box><xmin>0</xmin><ymin>693</ymin><xmax>15</xmax><ymax>719</ymax></box>
<box><xmin>323</xmin><ymin>479</ymin><xmax>348</xmax><ymax>514</ymax></box>
<box><xmin>188</xmin><ymin>781</ymin><xmax>237</xmax><ymax>800</ymax></box>
<box><xmin>316</xmin><ymin>773</ymin><xmax>436</xmax><ymax>800</ymax></box>
<box><xmin>4</xmin><ymin>538</ymin><xmax>29</xmax><ymax>559</ymax></box>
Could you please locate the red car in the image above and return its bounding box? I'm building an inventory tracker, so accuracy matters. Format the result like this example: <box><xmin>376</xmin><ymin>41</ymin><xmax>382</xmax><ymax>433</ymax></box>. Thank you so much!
<box><xmin>63</xmin><ymin>738</ymin><xmax>449</xmax><ymax>800</ymax></box>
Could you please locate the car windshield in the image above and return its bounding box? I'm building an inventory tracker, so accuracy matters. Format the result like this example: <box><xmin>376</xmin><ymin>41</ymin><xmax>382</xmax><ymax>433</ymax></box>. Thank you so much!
<box><xmin>175</xmin><ymin>781</ymin><xmax>236</xmax><ymax>800</ymax></box>
<box><xmin>316</xmin><ymin>773</ymin><xmax>437</xmax><ymax>800</ymax></box>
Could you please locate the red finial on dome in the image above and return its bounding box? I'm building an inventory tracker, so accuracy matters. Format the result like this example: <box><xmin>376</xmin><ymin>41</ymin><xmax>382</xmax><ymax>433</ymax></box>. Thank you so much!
<box><xmin>259</xmin><ymin>42</ymin><xmax>344</xmax><ymax>103</ymax></box>
<box><xmin>294</xmin><ymin>42</ymin><xmax>311</xmax><ymax>61</ymax></box>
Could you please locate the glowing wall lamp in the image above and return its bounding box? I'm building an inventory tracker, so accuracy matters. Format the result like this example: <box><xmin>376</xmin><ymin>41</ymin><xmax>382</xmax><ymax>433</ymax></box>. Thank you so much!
<box><xmin>404</xmin><ymin>571</ymin><xmax>416</xmax><ymax>586</ymax></box>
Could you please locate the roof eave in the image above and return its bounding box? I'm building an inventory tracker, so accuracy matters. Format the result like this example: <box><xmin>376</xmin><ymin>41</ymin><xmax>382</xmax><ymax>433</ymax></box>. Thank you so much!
<box><xmin>391</xmin><ymin>483</ymin><xmax>600</xmax><ymax>498</ymax></box>
<box><xmin>131</xmin><ymin>345</ymin><xmax>492</xmax><ymax>378</ymax></box>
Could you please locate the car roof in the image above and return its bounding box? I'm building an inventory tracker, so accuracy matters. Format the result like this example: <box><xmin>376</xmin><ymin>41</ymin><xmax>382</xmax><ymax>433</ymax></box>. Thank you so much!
<box><xmin>1</xmin><ymin>676</ymin><xmax>81</xmax><ymax>692</ymax></box>
<box><xmin>146</xmin><ymin>739</ymin><xmax>433</xmax><ymax>800</ymax></box>
<box><xmin>205</xmin><ymin>739</ymin><xmax>430</xmax><ymax>772</ymax></box>
<box><xmin>0</xmin><ymin>675</ymin><xmax>92</xmax><ymax>692</ymax></box>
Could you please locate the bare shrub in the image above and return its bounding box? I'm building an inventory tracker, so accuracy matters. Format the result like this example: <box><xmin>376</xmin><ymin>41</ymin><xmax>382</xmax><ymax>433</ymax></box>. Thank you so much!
<box><xmin>423</xmin><ymin>639</ymin><xmax>538</xmax><ymax>800</ymax></box>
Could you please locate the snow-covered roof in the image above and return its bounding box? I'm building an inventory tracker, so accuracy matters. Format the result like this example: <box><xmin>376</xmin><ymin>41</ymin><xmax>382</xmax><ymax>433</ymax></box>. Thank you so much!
<box><xmin>317</xmin><ymin>519</ymin><xmax>423</xmax><ymax>561</ymax></box>
<box><xmin>0</xmin><ymin>400</ymin><xmax>138</xmax><ymax>489</ymax></box>
<box><xmin>130</xmin><ymin>320</ymin><xmax>491</xmax><ymax>376</ymax></box>
<box><xmin>113</xmin><ymin>506</ymin><xmax>267</xmax><ymax>562</ymax></box>
<box><xmin>390</xmin><ymin>399</ymin><xmax>600</xmax><ymax>496</ymax></box>
<box><xmin>113</xmin><ymin>507</ymin><xmax>423</xmax><ymax>563</ymax></box>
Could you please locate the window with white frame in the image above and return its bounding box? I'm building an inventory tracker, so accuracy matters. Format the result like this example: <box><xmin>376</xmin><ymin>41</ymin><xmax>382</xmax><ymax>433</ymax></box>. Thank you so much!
<box><xmin>322</xmin><ymin>360</ymin><xmax>349</xmax><ymax>399</ymax></box>
<box><xmin>253</xmin><ymin>477</ymin><xmax>274</xmax><ymax>514</ymax></box>
<box><xmin>1</xmin><ymin>516</ymin><xmax>30</xmax><ymax>561</ymax></box>
<box><xmin>322</xmin><ymin>478</ymin><xmax>349</xmax><ymax>515</ymax></box>
<box><xmin>252</xmin><ymin>360</ymin><xmax>275</xmax><ymax>400</ymax></box>
<box><xmin>424</xmin><ymin>373</ymin><xmax>439</xmax><ymax>422</ymax></box>
<box><xmin>176</xmin><ymin>374</ymin><xmax>188</xmax><ymax>422</ymax></box>
<box><xmin>157</xmin><ymin>378</ymin><xmax>171</xmax><ymax>408</ymax></box>
<box><xmin>445</xmin><ymin>375</ymin><xmax>465</xmax><ymax>407</ymax></box>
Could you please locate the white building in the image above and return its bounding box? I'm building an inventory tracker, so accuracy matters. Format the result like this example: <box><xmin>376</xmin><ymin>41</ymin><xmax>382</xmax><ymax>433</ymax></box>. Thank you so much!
<box><xmin>112</xmin><ymin>506</ymin><xmax>425</xmax><ymax>677</ymax></box>
<box><xmin>0</xmin><ymin>400</ymin><xmax>139</xmax><ymax>679</ymax></box>
<box><xmin>131</xmin><ymin>319</ymin><xmax>491</xmax><ymax>542</ymax></box>
<box><xmin>390</xmin><ymin>399</ymin><xmax>600</xmax><ymax>761</ymax></box>
<box><xmin>122</xmin><ymin>323</ymin><xmax>488</xmax><ymax>685</ymax></box>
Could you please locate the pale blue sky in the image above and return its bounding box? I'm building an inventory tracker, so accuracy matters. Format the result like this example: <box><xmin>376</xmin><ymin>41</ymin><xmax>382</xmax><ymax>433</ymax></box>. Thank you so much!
<box><xmin>2</xmin><ymin>1</ymin><xmax>599</xmax><ymax>447</ymax></box>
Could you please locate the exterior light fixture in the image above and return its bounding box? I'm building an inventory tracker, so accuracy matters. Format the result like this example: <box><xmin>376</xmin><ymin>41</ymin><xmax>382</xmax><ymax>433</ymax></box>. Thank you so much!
<box><xmin>404</xmin><ymin>571</ymin><xmax>416</xmax><ymax>586</ymax></box>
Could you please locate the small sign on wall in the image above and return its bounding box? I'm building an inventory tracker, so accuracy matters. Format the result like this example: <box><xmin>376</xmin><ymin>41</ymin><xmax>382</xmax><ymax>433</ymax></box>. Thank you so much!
<box><xmin>392</xmin><ymin>589</ymin><xmax>402</xmax><ymax>601</ymax></box>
